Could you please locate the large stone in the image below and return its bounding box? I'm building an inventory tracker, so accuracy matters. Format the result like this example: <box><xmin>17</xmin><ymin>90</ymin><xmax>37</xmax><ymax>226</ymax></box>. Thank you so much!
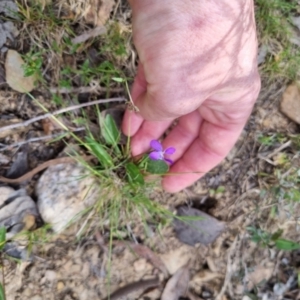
<box><xmin>0</xmin><ymin>1</ymin><xmax>18</xmax><ymax>18</ymax></box>
<box><xmin>36</xmin><ymin>160</ymin><xmax>101</xmax><ymax>233</ymax></box>
<box><xmin>5</xmin><ymin>50</ymin><xmax>36</xmax><ymax>93</ymax></box>
<box><xmin>280</xmin><ymin>83</ymin><xmax>300</xmax><ymax>124</ymax></box>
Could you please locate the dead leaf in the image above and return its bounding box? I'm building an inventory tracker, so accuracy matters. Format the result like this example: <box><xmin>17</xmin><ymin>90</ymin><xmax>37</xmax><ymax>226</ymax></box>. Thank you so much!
<box><xmin>0</xmin><ymin>21</ymin><xmax>19</xmax><ymax>49</ymax></box>
<box><xmin>108</xmin><ymin>278</ymin><xmax>159</xmax><ymax>300</ymax></box>
<box><xmin>83</xmin><ymin>0</ymin><xmax>114</xmax><ymax>26</ymax></box>
<box><xmin>5</xmin><ymin>50</ymin><xmax>37</xmax><ymax>93</ymax></box>
<box><xmin>245</xmin><ymin>264</ymin><xmax>274</xmax><ymax>290</ymax></box>
<box><xmin>161</xmin><ymin>263</ymin><xmax>190</xmax><ymax>300</ymax></box>
<box><xmin>114</xmin><ymin>242</ymin><xmax>169</xmax><ymax>277</ymax></box>
<box><xmin>5</xmin><ymin>146</ymin><xmax>29</xmax><ymax>179</ymax></box>
<box><xmin>0</xmin><ymin>118</ymin><xmax>27</xmax><ymax>139</ymax></box>
<box><xmin>192</xmin><ymin>270</ymin><xmax>223</xmax><ymax>286</ymax></box>
<box><xmin>42</xmin><ymin>117</ymin><xmax>66</xmax><ymax>135</ymax></box>
<box><xmin>173</xmin><ymin>207</ymin><xmax>226</xmax><ymax>246</ymax></box>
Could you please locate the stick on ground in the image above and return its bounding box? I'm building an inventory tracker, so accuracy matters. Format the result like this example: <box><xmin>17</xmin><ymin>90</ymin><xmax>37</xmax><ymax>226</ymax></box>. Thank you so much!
<box><xmin>0</xmin><ymin>97</ymin><xmax>127</xmax><ymax>133</ymax></box>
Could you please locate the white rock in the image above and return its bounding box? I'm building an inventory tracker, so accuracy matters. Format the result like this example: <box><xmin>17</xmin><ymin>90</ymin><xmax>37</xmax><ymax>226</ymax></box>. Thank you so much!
<box><xmin>0</xmin><ymin>1</ymin><xmax>18</xmax><ymax>18</ymax></box>
<box><xmin>36</xmin><ymin>160</ymin><xmax>101</xmax><ymax>233</ymax></box>
<box><xmin>292</xmin><ymin>16</ymin><xmax>300</xmax><ymax>31</ymax></box>
<box><xmin>257</xmin><ymin>45</ymin><xmax>268</xmax><ymax>65</ymax></box>
<box><xmin>0</xmin><ymin>187</ymin><xmax>39</xmax><ymax>239</ymax></box>
<box><xmin>5</xmin><ymin>50</ymin><xmax>36</xmax><ymax>93</ymax></box>
<box><xmin>44</xmin><ymin>270</ymin><xmax>57</xmax><ymax>281</ymax></box>
<box><xmin>242</xmin><ymin>296</ymin><xmax>253</xmax><ymax>300</ymax></box>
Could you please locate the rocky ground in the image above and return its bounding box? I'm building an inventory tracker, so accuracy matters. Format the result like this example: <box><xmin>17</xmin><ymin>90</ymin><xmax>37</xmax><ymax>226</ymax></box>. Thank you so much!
<box><xmin>1</xmin><ymin>1</ymin><xmax>300</xmax><ymax>300</ymax></box>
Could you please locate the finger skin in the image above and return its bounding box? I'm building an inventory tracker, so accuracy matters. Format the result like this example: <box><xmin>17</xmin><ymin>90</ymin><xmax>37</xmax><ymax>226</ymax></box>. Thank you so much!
<box><xmin>162</xmin><ymin>119</ymin><xmax>245</xmax><ymax>193</ymax></box>
<box><xmin>130</xmin><ymin>119</ymin><xmax>173</xmax><ymax>156</ymax></box>
<box><xmin>123</xmin><ymin>0</ymin><xmax>260</xmax><ymax>192</ymax></box>
<box><xmin>161</xmin><ymin>111</ymin><xmax>203</xmax><ymax>163</ymax></box>
<box><xmin>162</xmin><ymin>90</ymin><xmax>261</xmax><ymax>193</ymax></box>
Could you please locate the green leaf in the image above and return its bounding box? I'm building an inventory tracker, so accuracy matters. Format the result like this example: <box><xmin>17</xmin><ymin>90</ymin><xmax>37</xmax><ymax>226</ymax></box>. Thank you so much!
<box><xmin>146</xmin><ymin>158</ymin><xmax>169</xmax><ymax>174</ymax></box>
<box><xmin>0</xmin><ymin>227</ymin><xmax>6</xmax><ymax>251</ymax></box>
<box><xmin>125</xmin><ymin>162</ymin><xmax>144</xmax><ymax>185</ymax></box>
<box><xmin>271</xmin><ymin>229</ymin><xmax>283</xmax><ymax>241</ymax></box>
<box><xmin>86</xmin><ymin>137</ymin><xmax>113</xmax><ymax>168</ymax></box>
<box><xmin>285</xmin><ymin>188</ymin><xmax>300</xmax><ymax>202</ymax></box>
<box><xmin>0</xmin><ymin>283</ymin><xmax>5</xmax><ymax>300</ymax></box>
<box><xmin>216</xmin><ymin>186</ymin><xmax>225</xmax><ymax>194</ymax></box>
<box><xmin>275</xmin><ymin>238</ymin><xmax>300</xmax><ymax>251</ymax></box>
<box><xmin>102</xmin><ymin>114</ymin><xmax>120</xmax><ymax>146</ymax></box>
<box><xmin>112</xmin><ymin>77</ymin><xmax>124</xmax><ymax>83</ymax></box>
<box><xmin>244</xmin><ymin>292</ymin><xmax>258</xmax><ymax>300</ymax></box>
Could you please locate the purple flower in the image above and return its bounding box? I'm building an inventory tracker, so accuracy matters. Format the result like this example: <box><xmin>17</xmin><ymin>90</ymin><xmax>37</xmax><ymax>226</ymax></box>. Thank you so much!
<box><xmin>149</xmin><ymin>140</ymin><xmax>176</xmax><ymax>164</ymax></box>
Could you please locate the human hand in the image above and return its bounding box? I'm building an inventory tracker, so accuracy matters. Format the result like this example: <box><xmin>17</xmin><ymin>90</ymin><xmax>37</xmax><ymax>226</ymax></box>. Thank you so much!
<box><xmin>122</xmin><ymin>0</ymin><xmax>261</xmax><ymax>193</ymax></box>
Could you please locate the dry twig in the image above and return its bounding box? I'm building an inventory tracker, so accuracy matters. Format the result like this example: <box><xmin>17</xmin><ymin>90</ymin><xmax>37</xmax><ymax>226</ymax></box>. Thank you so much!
<box><xmin>0</xmin><ymin>97</ymin><xmax>126</xmax><ymax>133</ymax></box>
<box><xmin>71</xmin><ymin>25</ymin><xmax>106</xmax><ymax>44</ymax></box>
<box><xmin>113</xmin><ymin>241</ymin><xmax>169</xmax><ymax>277</ymax></box>
<box><xmin>267</xmin><ymin>140</ymin><xmax>292</xmax><ymax>158</ymax></box>
<box><xmin>216</xmin><ymin>235</ymin><xmax>241</xmax><ymax>300</ymax></box>
<box><xmin>49</xmin><ymin>84</ymin><xmax>123</xmax><ymax>94</ymax></box>
<box><xmin>0</xmin><ymin>128</ymin><xmax>85</xmax><ymax>152</ymax></box>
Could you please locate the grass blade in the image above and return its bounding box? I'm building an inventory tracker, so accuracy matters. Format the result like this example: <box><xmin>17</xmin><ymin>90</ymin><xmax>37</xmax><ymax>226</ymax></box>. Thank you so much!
<box><xmin>0</xmin><ymin>228</ymin><xmax>6</xmax><ymax>251</ymax></box>
<box><xmin>125</xmin><ymin>162</ymin><xmax>144</xmax><ymax>185</ymax></box>
<box><xmin>86</xmin><ymin>137</ymin><xmax>113</xmax><ymax>168</ymax></box>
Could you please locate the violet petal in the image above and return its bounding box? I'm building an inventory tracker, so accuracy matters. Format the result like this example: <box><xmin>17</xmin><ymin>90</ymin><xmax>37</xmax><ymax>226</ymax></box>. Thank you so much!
<box><xmin>164</xmin><ymin>147</ymin><xmax>176</xmax><ymax>155</ymax></box>
<box><xmin>149</xmin><ymin>151</ymin><xmax>162</xmax><ymax>160</ymax></box>
<box><xmin>164</xmin><ymin>158</ymin><xmax>173</xmax><ymax>164</ymax></box>
<box><xmin>150</xmin><ymin>140</ymin><xmax>163</xmax><ymax>151</ymax></box>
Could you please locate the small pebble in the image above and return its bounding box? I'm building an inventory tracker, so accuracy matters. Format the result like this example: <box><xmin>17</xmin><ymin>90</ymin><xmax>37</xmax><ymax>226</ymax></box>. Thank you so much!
<box><xmin>45</xmin><ymin>270</ymin><xmax>57</xmax><ymax>281</ymax></box>
<box><xmin>81</xmin><ymin>262</ymin><xmax>90</xmax><ymax>278</ymax></box>
<box><xmin>57</xmin><ymin>281</ymin><xmax>65</xmax><ymax>291</ymax></box>
<box><xmin>242</xmin><ymin>296</ymin><xmax>253</xmax><ymax>300</ymax></box>
<box><xmin>70</xmin><ymin>264</ymin><xmax>81</xmax><ymax>274</ymax></box>
<box><xmin>62</xmin><ymin>260</ymin><xmax>73</xmax><ymax>272</ymax></box>
<box><xmin>202</xmin><ymin>291</ymin><xmax>212</xmax><ymax>298</ymax></box>
<box><xmin>133</xmin><ymin>258</ymin><xmax>147</xmax><ymax>272</ymax></box>
<box><xmin>31</xmin><ymin>296</ymin><xmax>43</xmax><ymax>300</ymax></box>
<box><xmin>22</xmin><ymin>288</ymin><xmax>32</xmax><ymax>297</ymax></box>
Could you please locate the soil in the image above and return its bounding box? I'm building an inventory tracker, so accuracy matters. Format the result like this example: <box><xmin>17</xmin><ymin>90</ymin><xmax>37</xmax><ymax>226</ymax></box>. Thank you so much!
<box><xmin>1</xmin><ymin>1</ymin><xmax>300</xmax><ymax>300</ymax></box>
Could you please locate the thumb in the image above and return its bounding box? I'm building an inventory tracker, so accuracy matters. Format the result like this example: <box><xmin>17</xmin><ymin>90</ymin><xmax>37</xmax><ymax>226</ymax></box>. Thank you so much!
<box><xmin>132</xmin><ymin>64</ymin><xmax>175</xmax><ymax>121</ymax></box>
<box><xmin>134</xmin><ymin>91</ymin><xmax>173</xmax><ymax>121</ymax></box>
<box><xmin>122</xmin><ymin>63</ymin><xmax>172</xmax><ymax>136</ymax></box>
